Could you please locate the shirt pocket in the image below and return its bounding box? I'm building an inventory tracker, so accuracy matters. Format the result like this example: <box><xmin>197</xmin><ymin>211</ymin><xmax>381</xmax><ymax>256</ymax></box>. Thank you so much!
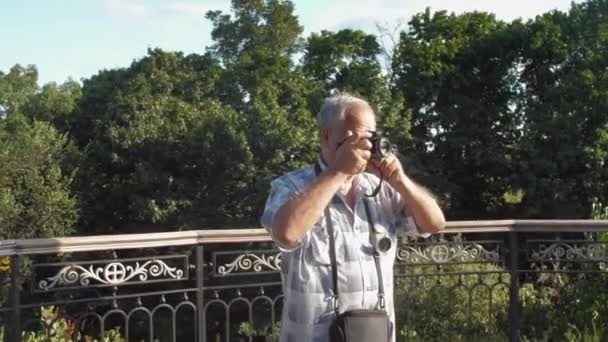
<box><xmin>305</xmin><ymin>221</ymin><xmax>332</xmax><ymax>267</ymax></box>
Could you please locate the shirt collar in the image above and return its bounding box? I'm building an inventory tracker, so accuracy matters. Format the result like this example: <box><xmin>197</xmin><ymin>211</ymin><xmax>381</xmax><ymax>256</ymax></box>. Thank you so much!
<box><xmin>317</xmin><ymin>158</ymin><xmax>328</xmax><ymax>172</ymax></box>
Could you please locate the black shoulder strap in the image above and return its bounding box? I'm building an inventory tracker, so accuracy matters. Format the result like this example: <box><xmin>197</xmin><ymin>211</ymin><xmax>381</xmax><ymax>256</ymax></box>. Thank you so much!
<box><xmin>325</xmin><ymin>207</ymin><xmax>340</xmax><ymax>313</ymax></box>
<box><xmin>316</xmin><ymin>163</ymin><xmax>340</xmax><ymax>312</ymax></box>
<box><xmin>363</xmin><ymin>197</ymin><xmax>386</xmax><ymax>309</ymax></box>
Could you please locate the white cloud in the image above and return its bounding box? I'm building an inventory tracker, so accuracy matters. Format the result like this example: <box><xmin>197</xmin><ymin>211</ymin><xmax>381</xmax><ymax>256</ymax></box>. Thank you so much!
<box><xmin>167</xmin><ymin>1</ymin><xmax>229</xmax><ymax>18</ymax></box>
<box><xmin>104</xmin><ymin>0</ymin><xmax>151</xmax><ymax>18</ymax></box>
<box><xmin>103</xmin><ymin>0</ymin><xmax>229</xmax><ymax>20</ymax></box>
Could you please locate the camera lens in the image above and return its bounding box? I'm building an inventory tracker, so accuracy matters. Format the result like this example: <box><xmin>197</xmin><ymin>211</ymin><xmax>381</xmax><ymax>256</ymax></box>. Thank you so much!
<box><xmin>379</xmin><ymin>138</ymin><xmax>391</xmax><ymax>157</ymax></box>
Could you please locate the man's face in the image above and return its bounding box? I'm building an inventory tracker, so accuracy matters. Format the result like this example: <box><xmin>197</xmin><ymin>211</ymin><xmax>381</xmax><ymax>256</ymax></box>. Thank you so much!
<box><xmin>322</xmin><ymin>103</ymin><xmax>376</xmax><ymax>165</ymax></box>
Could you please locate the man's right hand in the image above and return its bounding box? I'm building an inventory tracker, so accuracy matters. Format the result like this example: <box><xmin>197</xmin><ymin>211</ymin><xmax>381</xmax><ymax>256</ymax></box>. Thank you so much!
<box><xmin>271</xmin><ymin>131</ymin><xmax>373</xmax><ymax>248</ymax></box>
<box><xmin>329</xmin><ymin>130</ymin><xmax>373</xmax><ymax>176</ymax></box>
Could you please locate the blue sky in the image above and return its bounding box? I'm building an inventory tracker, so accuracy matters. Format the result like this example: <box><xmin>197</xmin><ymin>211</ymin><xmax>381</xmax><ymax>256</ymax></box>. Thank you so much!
<box><xmin>1</xmin><ymin>0</ymin><xmax>580</xmax><ymax>85</ymax></box>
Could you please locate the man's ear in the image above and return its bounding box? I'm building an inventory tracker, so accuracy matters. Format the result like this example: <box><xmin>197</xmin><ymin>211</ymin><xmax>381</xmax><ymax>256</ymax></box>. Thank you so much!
<box><xmin>321</xmin><ymin>128</ymin><xmax>330</xmax><ymax>146</ymax></box>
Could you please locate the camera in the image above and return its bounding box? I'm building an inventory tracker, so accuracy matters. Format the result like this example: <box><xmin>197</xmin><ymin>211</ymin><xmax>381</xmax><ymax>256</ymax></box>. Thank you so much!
<box><xmin>375</xmin><ymin>234</ymin><xmax>392</xmax><ymax>253</ymax></box>
<box><xmin>369</xmin><ymin>131</ymin><xmax>393</xmax><ymax>160</ymax></box>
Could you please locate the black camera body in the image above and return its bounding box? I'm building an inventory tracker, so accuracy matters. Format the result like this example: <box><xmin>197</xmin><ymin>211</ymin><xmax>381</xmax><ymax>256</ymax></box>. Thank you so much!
<box><xmin>369</xmin><ymin>131</ymin><xmax>393</xmax><ymax>160</ymax></box>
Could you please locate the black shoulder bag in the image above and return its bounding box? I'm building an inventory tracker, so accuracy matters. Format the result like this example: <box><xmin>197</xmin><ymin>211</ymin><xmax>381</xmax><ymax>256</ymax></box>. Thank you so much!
<box><xmin>325</xmin><ymin>198</ymin><xmax>391</xmax><ymax>342</ymax></box>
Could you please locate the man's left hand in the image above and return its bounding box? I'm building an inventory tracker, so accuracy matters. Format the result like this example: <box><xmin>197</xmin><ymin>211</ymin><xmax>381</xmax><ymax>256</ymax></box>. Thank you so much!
<box><xmin>367</xmin><ymin>154</ymin><xmax>405</xmax><ymax>187</ymax></box>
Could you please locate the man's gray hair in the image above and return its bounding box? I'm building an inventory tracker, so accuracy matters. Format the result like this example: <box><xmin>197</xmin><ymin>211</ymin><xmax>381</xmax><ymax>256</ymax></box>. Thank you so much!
<box><xmin>317</xmin><ymin>93</ymin><xmax>374</xmax><ymax>128</ymax></box>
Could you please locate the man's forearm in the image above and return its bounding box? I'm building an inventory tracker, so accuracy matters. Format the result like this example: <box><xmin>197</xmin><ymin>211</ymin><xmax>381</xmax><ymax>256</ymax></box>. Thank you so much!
<box><xmin>272</xmin><ymin>169</ymin><xmax>350</xmax><ymax>248</ymax></box>
<box><xmin>394</xmin><ymin>174</ymin><xmax>446</xmax><ymax>233</ymax></box>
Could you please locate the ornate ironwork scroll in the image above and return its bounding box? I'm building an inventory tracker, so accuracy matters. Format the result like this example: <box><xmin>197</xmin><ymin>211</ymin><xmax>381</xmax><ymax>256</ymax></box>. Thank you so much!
<box><xmin>397</xmin><ymin>243</ymin><xmax>501</xmax><ymax>264</ymax></box>
<box><xmin>214</xmin><ymin>251</ymin><xmax>281</xmax><ymax>276</ymax></box>
<box><xmin>34</xmin><ymin>255</ymin><xmax>188</xmax><ymax>292</ymax></box>
<box><xmin>530</xmin><ymin>241</ymin><xmax>608</xmax><ymax>262</ymax></box>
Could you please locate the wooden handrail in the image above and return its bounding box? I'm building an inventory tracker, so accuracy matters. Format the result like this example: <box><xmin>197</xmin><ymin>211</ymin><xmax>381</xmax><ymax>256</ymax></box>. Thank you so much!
<box><xmin>1</xmin><ymin>220</ymin><xmax>607</xmax><ymax>256</ymax></box>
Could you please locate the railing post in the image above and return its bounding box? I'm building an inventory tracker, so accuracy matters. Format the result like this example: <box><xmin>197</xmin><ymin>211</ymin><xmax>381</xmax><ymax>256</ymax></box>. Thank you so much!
<box><xmin>196</xmin><ymin>245</ymin><xmax>205</xmax><ymax>342</ymax></box>
<box><xmin>9</xmin><ymin>255</ymin><xmax>21</xmax><ymax>342</ymax></box>
<box><xmin>508</xmin><ymin>232</ymin><xmax>520</xmax><ymax>342</ymax></box>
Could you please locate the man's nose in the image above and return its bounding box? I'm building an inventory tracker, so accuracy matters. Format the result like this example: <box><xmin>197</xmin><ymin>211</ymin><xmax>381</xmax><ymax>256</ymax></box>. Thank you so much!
<box><xmin>362</xmin><ymin>139</ymin><xmax>372</xmax><ymax>149</ymax></box>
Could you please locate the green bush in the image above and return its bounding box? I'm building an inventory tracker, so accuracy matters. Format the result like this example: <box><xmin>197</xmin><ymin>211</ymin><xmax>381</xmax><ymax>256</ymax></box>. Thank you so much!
<box><xmin>0</xmin><ymin>306</ymin><xmax>125</xmax><ymax>342</ymax></box>
<box><xmin>394</xmin><ymin>262</ymin><xmax>510</xmax><ymax>341</ymax></box>
<box><xmin>238</xmin><ymin>321</ymin><xmax>281</xmax><ymax>342</ymax></box>
<box><xmin>518</xmin><ymin>272</ymin><xmax>607</xmax><ymax>340</ymax></box>
<box><xmin>393</xmin><ymin>243</ymin><xmax>608</xmax><ymax>341</ymax></box>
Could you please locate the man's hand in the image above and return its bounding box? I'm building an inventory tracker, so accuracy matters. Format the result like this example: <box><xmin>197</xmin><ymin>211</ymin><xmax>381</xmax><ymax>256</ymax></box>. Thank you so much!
<box><xmin>368</xmin><ymin>153</ymin><xmax>446</xmax><ymax>234</ymax></box>
<box><xmin>329</xmin><ymin>130</ymin><xmax>373</xmax><ymax>176</ymax></box>
<box><xmin>367</xmin><ymin>153</ymin><xmax>405</xmax><ymax>187</ymax></box>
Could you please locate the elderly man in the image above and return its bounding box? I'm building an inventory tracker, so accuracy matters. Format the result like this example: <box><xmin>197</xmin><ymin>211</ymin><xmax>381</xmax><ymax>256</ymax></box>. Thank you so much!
<box><xmin>261</xmin><ymin>94</ymin><xmax>445</xmax><ymax>342</ymax></box>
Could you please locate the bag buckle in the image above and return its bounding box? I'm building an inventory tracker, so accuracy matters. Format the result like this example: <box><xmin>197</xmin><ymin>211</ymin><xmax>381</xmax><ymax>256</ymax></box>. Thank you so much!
<box><xmin>378</xmin><ymin>293</ymin><xmax>386</xmax><ymax>310</ymax></box>
<box><xmin>332</xmin><ymin>295</ymin><xmax>340</xmax><ymax>312</ymax></box>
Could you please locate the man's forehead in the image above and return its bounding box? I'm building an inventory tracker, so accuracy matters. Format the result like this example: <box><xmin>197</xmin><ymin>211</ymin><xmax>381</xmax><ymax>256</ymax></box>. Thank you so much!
<box><xmin>344</xmin><ymin>104</ymin><xmax>376</xmax><ymax>127</ymax></box>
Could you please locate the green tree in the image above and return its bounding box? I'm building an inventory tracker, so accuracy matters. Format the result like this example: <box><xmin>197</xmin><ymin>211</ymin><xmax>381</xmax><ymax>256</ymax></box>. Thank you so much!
<box><xmin>21</xmin><ymin>79</ymin><xmax>82</xmax><ymax>130</ymax></box>
<box><xmin>72</xmin><ymin>49</ymin><xmax>256</xmax><ymax>233</ymax></box>
<box><xmin>515</xmin><ymin>1</ymin><xmax>608</xmax><ymax>218</ymax></box>
<box><xmin>0</xmin><ymin>64</ymin><xmax>38</xmax><ymax>118</ymax></box>
<box><xmin>4</xmin><ymin>0</ymin><xmax>608</xmax><ymax>235</ymax></box>
<box><xmin>302</xmin><ymin>29</ymin><xmax>385</xmax><ymax>100</ymax></box>
<box><xmin>206</xmin><ymin>0</ymin><xmax>319</xmax><ymax>220</ymax></box>
<box><xmin>392</xmin><ymin>9</ymin><xmax>525</xmax><ymax>219</ymax></box>
<box><xmin>0</xmin><ymin>65</ymin><xmax>80</xmax><ymax>239</ymax></box>
<box><xmin>0</xmin><ymin>114</ymin><xmax>79</xmax><ymax>239</ymax></box>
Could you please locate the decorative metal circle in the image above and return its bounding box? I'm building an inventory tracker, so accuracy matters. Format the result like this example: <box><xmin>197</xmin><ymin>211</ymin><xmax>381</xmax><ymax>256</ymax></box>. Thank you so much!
<box><xmin>430</xmin><ymin>245</ymin><xmax>450</xmax><ymax>263</ymax></box>
<box><xmin>104</xmin><ymin>263</ymin><xmax>127</xmax><ymax>284</ymax></box>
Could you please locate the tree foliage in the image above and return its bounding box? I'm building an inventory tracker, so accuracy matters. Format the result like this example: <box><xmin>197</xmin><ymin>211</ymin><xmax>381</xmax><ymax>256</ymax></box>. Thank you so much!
<box><xmin>392</xmin><ymin>10</ymin><xmax>524</xmax><ymax>219</ymax></box>
<box><xmin>2</xmin><ymin>0</ymin><xmax>608</xmax><ymax>237</ymax></box>
<box><xmin>0</xmin><ymin>66</ymin><xmax>80</xmax><ymax>239</ymax></box>
<box><xmin>71</xmin><ymin>49</ymin><xmax>255</xmax><ymax>231</ymax></box>
<box><xmin>0</xmin><ymin>115</ymin><xmax>79</xmax><ymax>238</ymax></box>
<box><xmin>515</xmin><ymin>1</ymin><xmax>608</xmax><ymax>218</ymax></box>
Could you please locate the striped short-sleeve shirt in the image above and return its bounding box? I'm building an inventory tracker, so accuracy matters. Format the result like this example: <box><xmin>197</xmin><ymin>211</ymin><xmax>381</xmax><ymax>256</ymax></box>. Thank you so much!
<box><xmin>261</xmin><ymin>160</ymin><xmax>427</xmax><ymax>342</ymax></box>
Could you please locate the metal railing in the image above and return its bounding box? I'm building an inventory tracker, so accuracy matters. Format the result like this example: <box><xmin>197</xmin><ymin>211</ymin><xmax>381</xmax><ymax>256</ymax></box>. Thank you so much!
<box><xmin>1</xmin><ymin>220</ymin><xmax>607</xmax><ymax>341</ymax></box>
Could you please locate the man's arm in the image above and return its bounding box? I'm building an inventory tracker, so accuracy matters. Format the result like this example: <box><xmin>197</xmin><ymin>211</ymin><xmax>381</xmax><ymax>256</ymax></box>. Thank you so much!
<box><xmin>371</xmin><ymin>156</ymin><xmax>446</xmax><ymax>234</ymax></box>
<box><xmin>392</xmin><ymin>174</ymin><xmax>445</xmax><ymax>233</ymax></box>
<box><xmin>272</xmin><ymin>131</ymin><xmax>372</xmax><ymax>248</ymax></box>
<box><xmin>272</xmin><ymin>168</ymin><xmax>349</xmax><ymax>248</ymax></box>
